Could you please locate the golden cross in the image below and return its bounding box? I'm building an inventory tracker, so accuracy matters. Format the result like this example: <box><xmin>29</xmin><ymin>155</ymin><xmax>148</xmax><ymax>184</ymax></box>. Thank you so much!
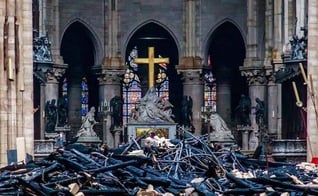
<box><xmin>133</xmin><ymin>47</ymin><xmax>169</xmax><ymax>88</ymax></box>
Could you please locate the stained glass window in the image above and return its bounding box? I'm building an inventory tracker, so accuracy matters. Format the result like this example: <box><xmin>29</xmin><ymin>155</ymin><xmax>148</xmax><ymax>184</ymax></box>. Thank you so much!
<box><xmin>156</xmin><ymin>68</ymin><xmax>169</xmax><ymax>101</ymax></box>
<box><xmin>81</xmin><ymin>77</ymin><xmax>89</xmax><ymax>117</ymax></box>
<box><xmin>204</xmin><ymin>71</ymin><xmax>217</xmax><ymax>112</ymax></box>
<box><xmin>62</xmin><ymin>78</ymin><xmax>68</xmax><ymax>98</ymax></box>
<box><xmin>122</xmin><ymin>47</ymin><xmax>142</xmax><ymax>126</ymax></box>
<box><xmin>122</xmin><ymin>78</ymin><xmax>141</xmax><ymax>125</ymax></box>
<box><xmin>60</xmin><ymin>77</ymin><xmax>88</xmax><ymax>119</ymax></box>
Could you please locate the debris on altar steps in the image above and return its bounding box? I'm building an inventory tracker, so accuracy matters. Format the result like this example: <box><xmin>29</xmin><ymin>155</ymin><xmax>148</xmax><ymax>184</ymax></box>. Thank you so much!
<box><xmin>1</xmin><ymin>130</ymin><xmax>318</xmax><ymax>195</ymax></box>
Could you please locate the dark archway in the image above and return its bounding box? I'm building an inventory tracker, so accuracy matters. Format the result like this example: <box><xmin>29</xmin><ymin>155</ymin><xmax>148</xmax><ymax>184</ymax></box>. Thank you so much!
<box><xmin>208</xmin><ymin>21</ymin><xmax>246</xmax><ymax>123</ymax></box>
<box><xmin>125</xmin><ymin>22</ymin><xmax>182</xmax><ymax>122</ymax></box>
<box><xmin>60</xmin><ymin>22</ymin><xmax>98</xmax><ymax>130</ymax></box>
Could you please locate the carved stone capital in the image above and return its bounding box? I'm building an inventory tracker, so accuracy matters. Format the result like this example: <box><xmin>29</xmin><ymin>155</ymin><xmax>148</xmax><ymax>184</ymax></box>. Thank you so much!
<box><xmin>33</xmin><ymin>62</ymin><xmax>67</xmax><ymax>84</ymax></box>
<box><xmin>265</xmin><ymin>65</ymin><xmax>275</xmax><ymax>84</ymax></box>
<box><xmin>240</xmin><ymin>67</ymin><xmax>267</xmax><ymax>85</ymax></box>
<box><xmin>178</xmin><ymin>69</ymin><xmax>202</xmax><ymax>84</ymax></box>
<box><xmin>46</xmin><ymin>67</ymin><xmax>66</xmax><ymax>82</ymax></box>
<box><xmin>97</xmin><ymin>70</ymin><xmax>125</xmax><ymax>85</ymax></box>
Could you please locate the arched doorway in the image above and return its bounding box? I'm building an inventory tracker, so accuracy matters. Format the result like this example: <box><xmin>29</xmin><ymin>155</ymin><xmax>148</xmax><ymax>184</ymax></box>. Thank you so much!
<box><xmin>207</xmin><ymin>21</ymin><xmax>246</xmax><ymax>125</ymax></box>
<box><xmin>124</xmin><ymin>22</ymin><xmax>181</xmax><ymax>123</ymax></box>
<box><xmin>60</xmin><ymin>22</ymin><xmax>99</xmax><ymax>133</ymax></box>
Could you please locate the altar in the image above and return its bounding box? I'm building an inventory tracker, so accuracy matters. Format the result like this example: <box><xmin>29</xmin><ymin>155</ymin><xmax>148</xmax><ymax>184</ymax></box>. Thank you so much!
<box><xmin>127</xmin><ymin>122</ymin><xmax>177</xmax><ymax>139</ymax></box>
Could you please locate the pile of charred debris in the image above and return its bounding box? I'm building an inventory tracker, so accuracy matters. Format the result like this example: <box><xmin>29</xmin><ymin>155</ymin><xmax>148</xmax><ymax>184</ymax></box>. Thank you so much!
<box><xmin>1</xmin><ymin>131</ymin><xmax>318</xmax><ymax>196</ymax></box>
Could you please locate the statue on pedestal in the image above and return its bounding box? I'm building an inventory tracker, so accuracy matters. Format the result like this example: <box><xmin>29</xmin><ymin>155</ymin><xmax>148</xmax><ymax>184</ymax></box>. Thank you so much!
<box><xmin>136</xmin><ymin>87</ymin><xmax>174</xmax><ymax>123</ymax></box>
<box><xmin>45</xmin><ymin>99</ymin><xmax>57</xmax><ymax>133</ymax></box>
<box><xmin>76</xmin><ymin>106</ymin><xmax>98</xmax><ymax>137</ymax></box>
<box><xmin>57</xmin><ymin>95</ymin><xmax>68</xmax><ymax>127</ymax></box>
<box><xmin>110</xmin><ymin>96</ymin><xmax>123</xmax><ymax>129</ymax></box>
<box><xmin>235</xmin><ymin>94</ymin><xmax>252</xmax><ymax>126</ymax></box>
<box><xmin>253</xmin><ymin>97</ymin><xmax>265</xmax><ymax>126</ymax></box>
<box><xmin>180</xmin><ymin>95</ymin><xmax>193</xmax><ymax>127</ymax></box>
<box><xmin>209</xmin><ymin>112</ymin><xmax>234</xmax><ymax>141</ymax></box>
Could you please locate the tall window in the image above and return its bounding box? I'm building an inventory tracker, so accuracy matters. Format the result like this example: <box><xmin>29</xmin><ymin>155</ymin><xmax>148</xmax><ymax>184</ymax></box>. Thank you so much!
<box><xmin>62</xmin><ymin>78</ymin><xmax>68</xmax><ymax>98</ymax></box>
<box><xmin>156</xmin><ymin>68</ymin><xmax>169</xmax><ymax>101</ymax></box>
<box><xmin>81</xmin><ymin>77</ymin><xmax>89</xmax><ymax>117</ymax></box>
<box><xmin>122</xmin><ymin>47</ymin><xmax>142</xmax><ymax>126</ymax></box>
<box><xmin>122</xmin><ymin>47</ymin><xmax>170</xmax><ymax>125</ymax></box>
<box><xmin>122</xmin><ymin>73</ymin><xmax>141</xmax><ymax>125</ymax></box>
<box><xmin>60</xmin><ymin>77</ymin><xmax>89</xmax><ymax>119</ymax></box>
<box><xmin>204</xmin><ymin>71</ymin><xmax>217</xmax><ymax>112</ymax></box>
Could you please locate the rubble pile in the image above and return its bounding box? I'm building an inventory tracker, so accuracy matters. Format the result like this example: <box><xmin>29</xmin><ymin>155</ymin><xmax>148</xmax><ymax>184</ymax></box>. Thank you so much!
<box><xmin>1</xmin><ymin>131</ymin><xmax>318</xmax><ymax>195</ymax></box>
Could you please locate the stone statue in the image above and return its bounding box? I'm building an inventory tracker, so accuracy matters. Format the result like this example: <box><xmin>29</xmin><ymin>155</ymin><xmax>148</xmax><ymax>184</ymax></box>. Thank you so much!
<box><xmin>76</xmin><ymin>106</ymin><xmax>98</xmax><ymax>137</ymax></box>
<box><xmin>57</xmin><ymin>95</ymin><xmax>68</xmax><ymax>127</ymax></box>
<box><xmin>209</xmin><ymin>112</ymin><xmax>234</xmax><ymax>141</ymax></box>
<box><xmin>136</xmin><ymin>87</ymin><xmax>174</xmax><ymax>123</ymax></box>
<box><xmin>33</xmin><ymin>35</ymin><xmax>52</xmax><ymax>62</ymax></box>
<box><xmin>235</xmin><ymin>94</ymin><xmax>251</xmax><ymax>126</ymax></box>
<box><xmin>180</xmin><ymin>95</ymin><xmax>193</xmax><ymax>127</ymax></box>
<box><xmin>254</xmin><ymin>97</ymin><xmax>265</xmax><ymax>126</ymax></box>
<box><xmin>45</xmin><ymin>99</ymin><xmax>57</xmax><ymax>133</ymax></box>
<box><xmin>110</xmin><ymin>95</ymin><xmax>123</xmax><ymax>129</ymax></box>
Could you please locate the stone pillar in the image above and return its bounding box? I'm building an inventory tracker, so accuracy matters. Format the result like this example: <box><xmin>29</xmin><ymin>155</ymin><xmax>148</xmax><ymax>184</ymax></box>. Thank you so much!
<box><xmin>307</xmin><ymin>0</ymin><xmax>318</xmax><ymax>161</ymax></box>
<box><xmin>179</xmin><ymin>70</ymin><xmax>203</xmax><ymax>135</ymax></box>
<box><xmin>68</xmin><ymin>83</ymin><xmax>82</xmax><ymax>132</ymax></box>
<box><xmin>113</xmin><ymin>128</ymin><xmax>122</xmax><ymax>148</ymax></box>
<box><xmin>216</xmin><ymin>83</ymin><xmax>231</xmax><ymax>124</ymax></box>
<box><xmin>45</xmin><ymin>74</ymin><xmax>59</xmax><ymax>103</ymax></box>
<box><xmin>241</xmin><ymin>68</ymin><xmax>267</xmax><ymax>150</ymax></box>
<box><xmin>40</xmin><ymin>83</ymin><xmax>46</xmax><ymax>139</ymax></box>
<box><xmin>273</xmin><ymin>0</ymin><xmax>284</xmax><ymax>49</ymax></box>
<box><xmin>245</xmin><ymin>0</ymin><xmax>259</xmax><ymax>66</ymax></box>
<box><xmin>46</xmin><ymin>0</ymin><xmax>64</xmax><ymax>64</ymax></box>
<box><xmin>96</xmin><ymin>70</ymin><xmax>124</xmax><ymax>147</ymax></box>
<box><xmin>264</xmin><ymin>0</ymin><xmax>274</xmax><ymax>65</ymax></box>
<box><xmin>267</xmin><ymin>73</ymin><xmax>279</xmax><ymax>138</ymax></box>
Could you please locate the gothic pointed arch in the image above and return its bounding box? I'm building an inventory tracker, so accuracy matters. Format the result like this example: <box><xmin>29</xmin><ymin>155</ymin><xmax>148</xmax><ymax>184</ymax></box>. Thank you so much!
<box><xmin>123</xmin><ymin>21</ymin><xmax>182</xmax><ymax>123</ymax></box>
<box><xmin>60</xmin><ymin>21</ymin><xmax>99</xmax><ymax>130</ymax></box>
<box><xmin>205</xmin><ymin>21</ymin><xmax>246</xmax><ymax>123</ymax></box>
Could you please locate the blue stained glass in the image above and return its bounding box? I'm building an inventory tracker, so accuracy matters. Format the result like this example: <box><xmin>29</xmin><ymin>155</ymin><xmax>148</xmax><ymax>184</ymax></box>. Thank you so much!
<box><xmin>81</xmin><ymin>77</ymin><xmax>89</xmax><ymax>117</ymax></box>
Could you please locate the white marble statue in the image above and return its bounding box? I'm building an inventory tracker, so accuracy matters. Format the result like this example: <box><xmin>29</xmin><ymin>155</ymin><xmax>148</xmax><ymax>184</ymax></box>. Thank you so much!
<box><xmin>76</xmin><ymin>106</ymin><xmax>98</xmax><ymax>137</ymax></box>
<box><xmin>209</xmin><ymin>112</ymin><xmax>234</xmax><ymax>141</ymax></box>
<box><xmin>135</xmin><ymin>87</ymin><xmax>174</xmax><ymax>123</ymax></box>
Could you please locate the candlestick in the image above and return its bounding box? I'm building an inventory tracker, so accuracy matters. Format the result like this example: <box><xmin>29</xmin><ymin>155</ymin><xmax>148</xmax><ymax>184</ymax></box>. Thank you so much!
<box><xmin>299</xmin><ymin>63</ymin><xmax>307</xmax><ymax>84</ymax></box>
<box><xmin>292</xmin><ymin>81</ymin><xmax>302</xmax><ymax>107</ymax></box>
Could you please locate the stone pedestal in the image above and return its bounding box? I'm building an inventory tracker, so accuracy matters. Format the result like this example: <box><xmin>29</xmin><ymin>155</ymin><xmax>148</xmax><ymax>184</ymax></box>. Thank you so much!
<box><xmin>127</xmin><ymin>122</ymin><xmax>177</xmax><ymax>140</ymax></box>
<box><xmin>111</xmin><ymin>127</ymin><xmax>123</xmax><ymax>148</ymax></box>
<box><xmin>272</xmin><ymin>139</ymin><xmax>307</xmax><ymax>162</ymax></box>
<box><xmin>236</xmin><ymin>125</ymin><xmax>253</xmax><ymax>150</ymax></box>
<box><xmin>76</xmin><ymin>136</ymin><xmax>102</xmax><ymax>147</ymax></box>
<box><xmin>55</xmin><ymin>126</ymin><xmax>70</xmax><ymax>146</ymax></box>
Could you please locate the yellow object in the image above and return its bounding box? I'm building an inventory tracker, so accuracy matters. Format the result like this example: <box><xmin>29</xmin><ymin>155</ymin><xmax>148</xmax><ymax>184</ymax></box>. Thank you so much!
<box><xmin>134</xmin><ymin>47</ymin><xmax>169</xmax><ymax>88</ymax></box>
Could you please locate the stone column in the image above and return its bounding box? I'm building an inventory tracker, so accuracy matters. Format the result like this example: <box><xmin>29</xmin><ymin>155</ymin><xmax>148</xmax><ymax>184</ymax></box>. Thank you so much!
<box><xmin>179</xmin><ymin>70</ymin><xmax>203</xmax><ymax>135</ymax></box>
<box><xmin>46</xmin><ymin>0</ymin><xmax>64</xmax><ymax>64</ymax></box>
<box><xmin>273</xmin><ymin>0</ymin><xmax>284</xmax><ymax>49</ymax></box>
<box><xmin>307</xmin><ymin>0</ymin><xmax>318</xmax><ymax>161</ymax></box>
<box><xmin>245</xmin><ymin>0</ymin><xmax>258</xmax><ymax>66</ymax></box>
<box><xmin>267</xmin><ymin>73</ymin><xmax>279</xmax><ymax>138</ymax></box>
<box><xmin>96</xmin><ymin>70</ymin><xmax>124</xmax><ymax>147</ymax></box>
<box><xmin>264</xmin><ymin>0</ymin><xmax>274</xmax><ymax>65</ymax></box>
<box><xmin>68</xmin><ymin>82</ymin><xmax>82</xmax><ymax>133</ymax></box>
<box><xmin>241</xmin><ymin>68</ymin><xmax>267</xmax><ymax>150</ymax></box>
<box><xmin>216</xmin><ymin>83</ymin><xmax>231</xmax><ymax>123</ymax></box>
<box><xmin>178</xmin><ymin>0</ymin><xmax>202</xmax><ymax>135</ymax></box>
<box><xmin>44</xmin><ymin>67</ymin><xmax>65</xmax><ymax>136</ymax></box>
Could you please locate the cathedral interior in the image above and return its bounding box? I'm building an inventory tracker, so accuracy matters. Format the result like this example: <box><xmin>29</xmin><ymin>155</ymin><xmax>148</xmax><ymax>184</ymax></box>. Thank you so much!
<box><xmin>0</xmin><ymin>0</ymin><xmax>316</xmax><ymax>167</ymax></box>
